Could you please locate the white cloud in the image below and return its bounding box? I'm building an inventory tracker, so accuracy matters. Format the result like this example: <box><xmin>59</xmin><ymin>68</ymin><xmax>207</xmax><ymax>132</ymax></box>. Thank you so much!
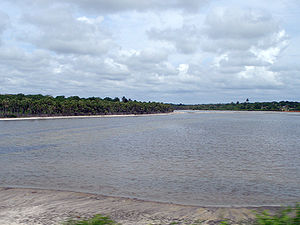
<box><xmin>63</xmin><ymin>0</ymin><xmax>208</xmax><ymax>13</ymax></box>
<box><xmin>178</xmin><ymin>64</ymin><xmax>189</xmax><ymax>74</ymax></box>
<box><xmin>201</xmin><ymin>7</ymin><xmax>286</xmax><ymax>53</ymax></box>
<box><xmin>8</xmin><ymin>0</ymin><xmax>208</xmax><ymax>14</ymax></box>
<box><xmin>77</xmin><ymin>16</ymin><xmax>104</xmax><ymax>25</ymax></box>
<box><xmin>250</xmin><ymin>30</ymin><xmax>289</xmax><ymax>64</ymax></box>
<box><xmin>148</xmin><ymin>25</ymin><xmax>202</xmax><ymax>54</ymax></box>
<box><xmin>22</xmin><ymin>7</ymin><xmax>114</xmax><ymax>55</ymax></box>
<box><xmin>205</xmin><ymin>8</ymin><xmax>278</xmax><ymax>40</ymax></box>
<box><xmin>0</xmin><ymin>11</ymin><xmax>9</xmax><ymax>45</ymax></box>
<box><xmin>237</xmin><ymin>66</ymin><xmax>282</xmax><ymax>87</ymax></box>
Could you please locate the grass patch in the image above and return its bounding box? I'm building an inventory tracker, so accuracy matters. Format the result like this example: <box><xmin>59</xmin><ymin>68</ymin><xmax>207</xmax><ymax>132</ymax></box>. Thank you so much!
<box><xmin>63</xmin><ymin>214</ymin><xmax>120</xmax><ymax>225</ymax></box>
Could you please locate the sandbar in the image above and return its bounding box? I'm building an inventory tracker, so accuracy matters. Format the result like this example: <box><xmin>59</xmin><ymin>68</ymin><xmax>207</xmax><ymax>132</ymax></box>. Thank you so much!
<box><xmin>0</xmin><ymin>112</ymin><xmax>183</xmax><ymax>121</ymax></box>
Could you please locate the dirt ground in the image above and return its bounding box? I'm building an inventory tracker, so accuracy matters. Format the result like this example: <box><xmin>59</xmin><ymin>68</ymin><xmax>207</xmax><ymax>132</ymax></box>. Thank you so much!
<box><xmin>0</xmin><ymin>187</ymin><xmax>279</xmax><ymax>225</ymax></box>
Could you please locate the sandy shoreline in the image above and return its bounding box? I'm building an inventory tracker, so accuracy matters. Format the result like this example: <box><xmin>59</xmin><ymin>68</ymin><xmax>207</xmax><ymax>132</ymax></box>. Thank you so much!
<box><xmin>0</xmin><ymin>112</ymin><xmax>182</xmax><ymax>121</ymax></box>
<box><xmin>1</xmin><ymin>110</ymin><xmax>298</xmax><ymax>121</ymax></box>
<box><xmin>0</xmin><ymin>187</ymin><xmax>280</xmax><ymax>225</ymax></box>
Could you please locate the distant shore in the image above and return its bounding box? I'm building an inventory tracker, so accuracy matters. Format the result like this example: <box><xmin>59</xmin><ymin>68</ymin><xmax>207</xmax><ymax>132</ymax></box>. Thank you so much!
<box><xmin>0</xmin><ymin>187</ymin><xmax>280</xmax><ymax>225</ymax></box>
<box><xmin>1</xmin><ymin>110</ymin><xmax>299</xmax><ymax>121</ymax></box>
<box><xmin>0</xmin><ymin>111</ymin><xmax>182</xmax><ymax>121</ymax></box>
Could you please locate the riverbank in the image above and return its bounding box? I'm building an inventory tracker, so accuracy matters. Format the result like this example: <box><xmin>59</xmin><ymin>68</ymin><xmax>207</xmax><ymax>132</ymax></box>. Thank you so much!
<box><xmin>0</xmin><ymin>187</ymin><xmax>280</xmax><ymax>225</ymax></box>
<box><xmin>0</xmin><ymin>111</ymin><xmax>182</xmax><ymax>121</ymax></box>
<box><xmin>2</xmin><ymin>110</ymin><xmax>298</xmax><ymax>121</ymax></box>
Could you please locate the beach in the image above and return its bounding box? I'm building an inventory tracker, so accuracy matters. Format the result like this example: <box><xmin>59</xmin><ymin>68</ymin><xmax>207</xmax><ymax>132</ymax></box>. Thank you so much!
<box><xmin>0</xmin><ymin>112</ymin><xmax>183</xmax><ymax>121</ymax></box>
<box><xmin>0</xmin><ymin>110</ymin><xmax>296</xmax><ymax>121</ymax></box>
<box><xmin>0</xmin><ymin>187</ymin><xmax>279</xmax><ymax>225</ymax></box>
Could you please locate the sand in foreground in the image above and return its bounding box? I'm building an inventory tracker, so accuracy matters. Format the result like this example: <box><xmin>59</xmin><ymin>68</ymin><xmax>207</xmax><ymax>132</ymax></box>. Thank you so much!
<box><xmin>0</xmin><ymin>187</ymin><xmax>280</xmax><ymax>225</ymax></box>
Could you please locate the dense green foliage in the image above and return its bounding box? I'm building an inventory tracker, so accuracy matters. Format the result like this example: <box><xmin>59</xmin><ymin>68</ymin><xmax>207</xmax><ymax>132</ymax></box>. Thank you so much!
<box><xmin>173</xmin><ymin>101</ymin><xmax>300</xmax><ymax>111</ymax></box>
<box><xmin>0</xmin><ymin>94</ymin><xmax>173</xmax><ymax>118</ymax></box>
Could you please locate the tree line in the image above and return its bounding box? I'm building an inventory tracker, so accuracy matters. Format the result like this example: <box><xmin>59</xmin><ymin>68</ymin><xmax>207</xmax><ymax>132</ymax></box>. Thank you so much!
<box><xmin>173</xmin><ymin>101</ymin><xmax>300</xmax><ymax>111</ymax></box>
<box><xmin>0</xmin><ymin>94</ymin><xmax>173</xmax><ymax>118</ymax></box>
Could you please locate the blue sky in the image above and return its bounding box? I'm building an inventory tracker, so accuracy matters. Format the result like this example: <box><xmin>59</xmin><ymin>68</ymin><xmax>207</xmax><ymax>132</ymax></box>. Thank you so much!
<box><xmin>0</xmin><ymin>0</ymin><xmax>299</xmax><ymax>103</ymax></box>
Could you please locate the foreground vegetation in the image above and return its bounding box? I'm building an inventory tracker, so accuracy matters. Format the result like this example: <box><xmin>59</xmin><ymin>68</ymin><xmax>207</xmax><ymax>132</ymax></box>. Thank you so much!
<box><xmin>253</xmin><ymin>204</ymin><xmax>300</xmax><ymax>225</ymax></box>
<box><xmin>64</xmin><ymin>204</ymin><xmax>300</xmax><ymax>225</ymax></box>
<box><xmin>64</xmin><ymin>214</ymin><xmax>120</xmax><ymax>225</ymax></box>
<box><xmin>0</xmin><ymin>94</ymin><xmax>173</xmax><ymax>118</ymax></box>
<box><xmin>173</xmin><ymin>101</ymin><xmax>300</xmax><ymax>111</ymax></box>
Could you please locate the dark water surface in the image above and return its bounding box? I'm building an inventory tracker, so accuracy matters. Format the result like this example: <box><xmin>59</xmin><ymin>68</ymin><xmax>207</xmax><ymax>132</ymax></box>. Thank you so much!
<box><xmin>0</xmin><ymin>111</ymin><xmax>299</xmax><ymax>206</ymax></box>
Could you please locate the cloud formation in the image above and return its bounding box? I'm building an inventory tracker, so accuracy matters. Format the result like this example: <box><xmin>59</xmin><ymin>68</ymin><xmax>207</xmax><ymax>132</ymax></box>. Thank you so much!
<box><xmin>22</xmin><ymin>7</ymin><xmax>113</xmax><ymax>55</ymax></box>
<box><xmin>147</xmin><ymin>7</ymin><xmax>290</xmax><ymax>91</ymax></box>
<box><xmin>63</xmin><ymin>0</ymin><xmax>208</xmax><ymax>13</ymax></box>
<box><xmin>0</xmin><ymin>11</ymin><xmax>9</xmax><ymax>44</ymax></box>
<box><xmin>0</xmin><ymin>0</ymin><xmax>299</xmax><ymax>103</ymax></box>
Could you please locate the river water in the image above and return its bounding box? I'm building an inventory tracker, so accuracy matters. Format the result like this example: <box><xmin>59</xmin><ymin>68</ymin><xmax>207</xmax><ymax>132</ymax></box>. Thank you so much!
<box><xmin>0</xmin><ymin>111</ymin><xmax>299</xmax><ymax>206</ymax></box>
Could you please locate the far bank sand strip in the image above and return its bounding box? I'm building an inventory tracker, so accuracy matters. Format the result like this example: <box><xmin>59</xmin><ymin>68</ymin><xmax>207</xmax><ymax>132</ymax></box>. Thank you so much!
<box><xmin>0</xmin><ymin>187</ymin><xmax>279</xmax><ymax>225</ymax></box>
<box><xmin>0</xmin><ymin>111</ymin><xmax>183</xmax><ymax>121</ymax></box>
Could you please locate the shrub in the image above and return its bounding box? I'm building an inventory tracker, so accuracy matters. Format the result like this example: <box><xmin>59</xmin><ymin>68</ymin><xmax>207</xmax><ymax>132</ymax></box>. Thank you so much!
<box><xmin>254</xmin><ymin>204</ymin><xmax>300</xmax><ymax>225</ymax></box>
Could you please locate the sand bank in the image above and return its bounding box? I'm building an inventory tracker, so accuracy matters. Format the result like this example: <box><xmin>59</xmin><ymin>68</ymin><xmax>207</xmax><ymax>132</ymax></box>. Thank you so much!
<box><xmin>0</xmin><ymin>187</ymin><xmax>279</xmax><ymax>225</ymax></box>
<box><xmin>0</xmin><ymin>112</ymin><xmax>183</xmax><ymax>121</ymax></box>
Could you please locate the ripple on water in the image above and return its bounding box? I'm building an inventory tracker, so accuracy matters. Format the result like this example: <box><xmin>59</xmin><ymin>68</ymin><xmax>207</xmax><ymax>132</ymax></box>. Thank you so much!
<box><xmin>0</xmin><ymin>112</ymin><xmax>299</xmax><ymax>206</ymax></box>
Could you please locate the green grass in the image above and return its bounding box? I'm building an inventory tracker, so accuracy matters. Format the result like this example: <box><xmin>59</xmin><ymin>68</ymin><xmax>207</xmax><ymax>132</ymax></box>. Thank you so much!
<box><xmin>63</xmin><ymin>214</ymin><xmax>120</xmax><ymax>225</ymax></box>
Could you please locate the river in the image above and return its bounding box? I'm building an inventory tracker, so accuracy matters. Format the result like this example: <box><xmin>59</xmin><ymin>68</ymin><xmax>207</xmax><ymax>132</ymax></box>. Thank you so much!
<box><xmin>0</xmin><ymin>111</ymin><xmax>299</xmax><ymax>206</ymax></box>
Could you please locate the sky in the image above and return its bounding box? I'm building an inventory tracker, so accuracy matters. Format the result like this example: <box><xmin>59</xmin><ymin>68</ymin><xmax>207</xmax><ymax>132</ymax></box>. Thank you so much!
<box><xmin>0</xmin><ymin>0</ymin><xmax>299</xmax><ymax>104</ymax></box>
